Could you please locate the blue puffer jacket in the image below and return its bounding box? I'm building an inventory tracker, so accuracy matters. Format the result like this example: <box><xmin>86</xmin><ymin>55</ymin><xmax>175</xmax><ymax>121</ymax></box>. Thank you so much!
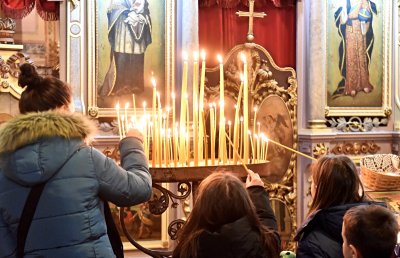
<box><xmin>0</xmin><ymin>111</ymin><xmax>152</xmax><ymax>258</ymax></box>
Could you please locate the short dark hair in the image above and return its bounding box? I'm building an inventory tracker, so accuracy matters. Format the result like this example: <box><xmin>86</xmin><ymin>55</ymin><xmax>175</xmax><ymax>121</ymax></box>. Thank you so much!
<box><xmin>18</xmin><ymin>63</ymin><xmax>71</xmax><ymax>114</ymax></box>
<box><xmin>343</xmin><ymin>205</ymin><xmax>398</xmax><ymax>258</ymax></box>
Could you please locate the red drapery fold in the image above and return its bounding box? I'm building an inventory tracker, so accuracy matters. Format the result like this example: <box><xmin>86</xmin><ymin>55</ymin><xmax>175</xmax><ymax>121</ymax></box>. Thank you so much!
<box><xmin>199</xmin><ymin>1</ymin><xmax>296</xmax><ymax>68</ymax></box>
<box><xmin>199</xmin><ymin>0</ymin><xmax>296</xmax><ymax>8</ymax></box>
<box><xmin>0</xmin><ymin>0</ymin><xmax>59</xmax><ymax>21</ymax></box>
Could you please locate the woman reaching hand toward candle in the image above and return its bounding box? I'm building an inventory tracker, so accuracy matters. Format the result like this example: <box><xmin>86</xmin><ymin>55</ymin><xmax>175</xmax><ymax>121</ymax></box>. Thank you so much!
<box><xmin>0</xmin><ymin>63</ymin><xmax>152</xmax><ymax>257</ymax></box>
<box><xmin>173</xmin><ymin>170</ymin><xmax>280</xmax><ymax>258</ymax></box>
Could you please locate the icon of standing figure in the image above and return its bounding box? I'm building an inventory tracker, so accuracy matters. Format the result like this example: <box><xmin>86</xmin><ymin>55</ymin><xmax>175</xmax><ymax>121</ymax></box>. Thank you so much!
<box><xmin>333</xmin><ymin>0</ymin><xmax>377</xmax><ymax>97</ymax></box>
<box><xmin>100</xmin><ymin>0</ymin><xmax>152</xmax><ymax>97</ymax></box>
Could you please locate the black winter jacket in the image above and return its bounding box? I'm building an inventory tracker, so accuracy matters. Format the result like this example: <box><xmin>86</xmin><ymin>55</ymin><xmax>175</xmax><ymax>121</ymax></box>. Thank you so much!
<box><xmin>295</xmin><ymin>201</ymin><xmax>384</xmax><ymax>258</ymax></box>
<box><xmin>195</xmin><ymin>186</ymin><xmax>280</xmax><ymax>258</ymax></box>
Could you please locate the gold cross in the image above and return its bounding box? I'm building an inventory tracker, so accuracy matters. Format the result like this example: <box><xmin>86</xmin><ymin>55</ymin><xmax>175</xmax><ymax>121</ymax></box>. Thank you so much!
<box><xmin>236</xmin><ymin>0</ymin><xmax>266</xmax><ymax>42</ymax></box>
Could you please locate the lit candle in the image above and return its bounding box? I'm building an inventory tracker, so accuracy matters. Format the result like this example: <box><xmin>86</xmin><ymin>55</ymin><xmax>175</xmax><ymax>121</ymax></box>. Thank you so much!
<box><xmin>179</xmin><ymin>52</ymin><xmax>188</xmax><ymax>164</ymax></box>
<box><xmin>265</xmin><ymin>136</ymin><xmax>269</xmax><ymax>161</ymax></box>
<box><xmin>198</xmin><ymin>50</ymin><xmax>206</xmax><ymax>162</ymax></box>
<box><xmin>210</xmin><ymin>103</ymin><xmax>215</xmax><ymax>165</ymax></box>
<box><xmin>116</xmin><ymin>102</ymin><xmax>122</xmax><ymax>140</ymax></box>
<box><xmin>132</xmin><ymin>94</ymin><xmax>137</xmax><ymax>120</ymax></box>
<box><xmin>171</xmin><ymin>93</ymin><xmax>177</xmax><ymax>166</ymax></box>
<box><xmin>240</xmin><ymin>116</ymin><xmax>244</xmax><ymax>157</ymax></box>
<box><xmin>193</xmin><ymin>52</ymin><xmax>199</xmax><ymax>166</ymax></box>
<box><xmin>143</xmin><ymin>102</ymin><xmax>148</xmax><ymax>158</ymax></box>
<box><xmin>253</xmin><ymin>106</ymin><xmax>258</xmax><ymax>137</ymax></box>
<box><xmin>242</xmin><ymin>53</ymin><xmax>249</xmax><ymax>163</ymax></box>
<box><xmin>185</xmin><ymin>94</ymin><xmax>190</xmax><ymax>164</ymax></box>
<box><xmin>121</xmin><ymin>115</ymin><xmax>126</xmax><ymax>138</ymax></box>
<box><xmin>124</xmin><ymin>102</ymin><xmax>129</xmax><ymax>134</ymax></box>
<box><xmin>256</xmin><ymin>134</ymin><xmax>260</xmax><ymax>163</ymax></box>
<box><xmin>217</xmin><ymin>54</ymin><xmax>227</xmax><ymax>164</ymax></box>
<box><xmin>163</xmin><ymin>113</ymin><xmax>167</xmax><ymax>166</ymax></box>
<box><xmin>233</xmin><ymin>75</ymin><xmax>244</xmax><ymax>164</ymax></box>
<box><xmin>248</xmin><ymin>130</ymin><xmax>254</xmax><ymax>162</ymax></box>
<box><xmin>157</xmin><ymin>92</ymin><xmax>163</xmax><ymax>166</ymax></box>
<box><xmin>228</xmin><ymin>120</ymin><xmax>232</xmax><ymax>163</ymax></box>
<box><xmin>151</xmin><ymin>77</ymin><xmax>157</xmax><ymax>167</ymax></box>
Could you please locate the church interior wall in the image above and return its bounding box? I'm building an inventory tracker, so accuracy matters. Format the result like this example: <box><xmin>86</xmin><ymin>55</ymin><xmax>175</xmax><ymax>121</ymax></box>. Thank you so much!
<box><xmin>0</xmin><ymin>0</ymin><xmax>400</xmax><ymax>252</ymax></box>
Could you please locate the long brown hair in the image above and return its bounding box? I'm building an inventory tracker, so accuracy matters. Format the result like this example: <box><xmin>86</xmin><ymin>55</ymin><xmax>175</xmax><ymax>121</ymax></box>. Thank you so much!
<box><xmin>18</xmin><ymin>63</ymin><xmax>72</xmax><ymax>114</ymax></box>
<box><xmin>173</xmin><ymin>172</ymin><xmax>279</xmax><ymax>258</ymax></box>
<box><xmin>308</xmin><ymin>155</ymin><xmax>365</xmax><ymax>215</ymax></box>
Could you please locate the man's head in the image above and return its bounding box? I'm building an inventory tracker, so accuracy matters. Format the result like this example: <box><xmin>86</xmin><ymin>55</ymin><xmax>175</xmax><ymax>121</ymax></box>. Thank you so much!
<box><xmin>342</xmin><ymin>205</ymin><xmax>398</xmax><ymax>258</ymax></box>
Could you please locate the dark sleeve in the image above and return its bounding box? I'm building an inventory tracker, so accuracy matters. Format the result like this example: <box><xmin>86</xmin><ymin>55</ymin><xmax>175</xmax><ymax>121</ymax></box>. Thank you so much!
<box><xmin>247</xmin><ymin>186</ymin><xmax>281</xmax><ymax>246</ymax></box>
<box><xmin>247</xmin><ymin>186</ymin><xmax>278</xmax><ymax>230</ymax></box>
<box><xmin>296</xmin><ymin>239</ymin><xmax>326</xmax><ymax>258</ymax></box>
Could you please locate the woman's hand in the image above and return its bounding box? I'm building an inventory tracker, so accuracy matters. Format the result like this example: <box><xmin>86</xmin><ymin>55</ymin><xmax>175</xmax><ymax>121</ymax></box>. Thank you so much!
<box><xmin>246</xmin><ymin>170</ymin><xmax>264</xmax><ymax>188</ymax></box>
<box><xmin>126</xmin><ymin>128</ymin><xmax>144</xmax><ymax>142</ymax></box>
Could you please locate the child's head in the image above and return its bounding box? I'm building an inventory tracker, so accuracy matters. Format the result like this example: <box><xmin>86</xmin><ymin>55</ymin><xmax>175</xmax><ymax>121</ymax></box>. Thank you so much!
<box><xmin>18</xmin><ymin>63</ymin><xmax>72</xmax><ymax>114</ymax></box>
<box><xmin>174</xmin><ymin>172</ymin><xmax>279</xmax><ymax>258</ymax></box>
<box><xmin>309</xmin><ymin>155</ymin><xmax>364</xmax><ymax>214</ymax></box>
<box><xmin>192</xmin><ymin>172</ymin><xmax>255</xmax><ymax>230</ymax></box>
<box><xmin>342</xmin><ymin>205</ymin><xmax>398</xmax><ymax>258</ymax></box>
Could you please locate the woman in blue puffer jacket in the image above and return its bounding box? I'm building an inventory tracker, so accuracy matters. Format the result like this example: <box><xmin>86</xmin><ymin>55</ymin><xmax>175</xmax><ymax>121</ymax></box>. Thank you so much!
<box><xmin>0</xmin><ymin>63</ymin><xmax>152</xmax><ymax>257</ymax></box>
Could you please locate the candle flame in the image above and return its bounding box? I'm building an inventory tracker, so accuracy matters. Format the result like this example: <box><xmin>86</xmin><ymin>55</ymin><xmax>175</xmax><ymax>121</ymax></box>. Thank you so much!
<box><xmin>254</xmin><ymin>106</ymin><xmax>258</xmax><ymax>112</ymax></box>
<box><xmin>193</xmin><ymin>52</ymin><xmax>199</xmax><ymax>61</ymax></box>
<box><xmin>143</xmin><ymin>101</ymin><xmax>147</xmax><ymax>108</ymax></box>
<box><xmin>241</xmin><ymin>53</ymin><xmax>246</xmax><ymax>64</ymax></box>
<box><xmin>125</xmin><ymin>102</ymin><xmax>129</xmax><ymax>109</ymax></box>
<box><xmin>201</xmin><ymin>49</ymin><xmax>206</xmax><ymax>61</ymax></box>
<box><xmin>217</xmin><ymin>54</ymin><xmax>223</xmax><ymax>64</ymax></box>
<box><xmin>116</xmin><ymin>102</ymin><xmax>120</xmax><ymax>109</ymax></box>
<box><xmin>182</xmin><ymin>51</ymin><xmax>188</xmax><ymax>61</ymax></box>
<box><xmin>151</xmin><ymin>77</ymin><xmax>156</xmax><ymax>88</ymax></box>
<box><xmin>247</xmin><ymin>130</ymin><xmax>252</xmax><ymax>135</ymax></box>
<box><xmin>240</xmin><ymin>73</ymin><xmax>244</xmax><ymax>82</ymax></box>
<box><xmin>228</xmin><ymin>120</ymin><xmax>232</xmax><ymax>125</ymax></box>
<box><xmin>171</xmin><ymin>92</ymin><xmax>176</xmax><ymax>99</ymax></box>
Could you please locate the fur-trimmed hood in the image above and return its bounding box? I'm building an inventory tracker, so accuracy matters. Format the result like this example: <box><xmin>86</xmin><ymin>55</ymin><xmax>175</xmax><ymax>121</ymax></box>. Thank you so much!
<box><xmin>0</xmin><ymin>111</ymin><xmax>96</xmax><ymax>153</ymax></box>
<box><xmin>0</xmin><ymin>111</ymin><xmax>97</xmax><ymax>186</ymax></box>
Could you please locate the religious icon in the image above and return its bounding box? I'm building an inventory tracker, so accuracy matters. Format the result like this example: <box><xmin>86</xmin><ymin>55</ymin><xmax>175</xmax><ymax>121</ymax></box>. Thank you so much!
<box><xmin>332</xmin><ymin>0</ymin><xmax>377</xmax><ymax>97</ymax></box>
<box><xmin>99</xmin><ymin>0</ymin><xmax>152</xmax><ymax>98</ymax></box>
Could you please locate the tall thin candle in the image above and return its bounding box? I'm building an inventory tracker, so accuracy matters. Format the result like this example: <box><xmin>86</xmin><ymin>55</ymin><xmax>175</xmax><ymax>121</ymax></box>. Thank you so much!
<box><xmin>151</xmin><ymin>78</ymin><xmax>157</xmax><ymax>167</ymax></box>
<box><xmin>233</xmin><ymin>75</ymin><xmax>244</xmax><ymax>164</ymax></box>
<box><xmin>172</xmin><ymin>93</ymin><xmax>177</xmax><ymax>166</ymax></box>
<box><xmin>217</xmin><ymin>54</ymin><xmax>227</xmax><ymax>164</ymax></box>
<box><xmin>198</xmin><ymin>50</ymin><xmax>206</xmax><ymax>162</ymax></box>
<box><xmin>242</xmin><ymin>53</ymin><xmax>249</xmax><ymax>163</ymax></box>
<box><xmin>179</xmin><ymin>52</ymin><xmax>188</xmax><ymax>164</ymax></box>
<box><xmin>193</xmin><ymin>52</ymin><xmax>199</xmax><ymax>165</ymax></box>
<box><xmin>116</xmin><ymin>102</ymin><xmax>122</xmax><ymax>140</ymax></box>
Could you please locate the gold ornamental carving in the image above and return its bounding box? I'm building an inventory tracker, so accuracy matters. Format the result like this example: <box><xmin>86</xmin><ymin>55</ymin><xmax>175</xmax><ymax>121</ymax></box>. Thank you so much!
<box><xmin>313</xmin><ymin>143</ymin><xmax>328</xmax><ymax>159</ymax></box>
<box><xmin>331</xmin><ymin>142</ymin><xmax>380</xmax><ymax>155</ymax></box>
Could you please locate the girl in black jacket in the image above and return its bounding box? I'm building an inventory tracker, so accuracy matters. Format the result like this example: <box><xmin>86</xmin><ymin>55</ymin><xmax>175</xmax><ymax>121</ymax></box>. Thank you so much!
<box><xmin>295</xmin><ymin>155</ymin><xmax>379</xmax><ymax>258</ymax></box>
<box><xmin>173</xmin><ymin>170</ymin><xmax>280</xmax><ymax>258</ymax></box>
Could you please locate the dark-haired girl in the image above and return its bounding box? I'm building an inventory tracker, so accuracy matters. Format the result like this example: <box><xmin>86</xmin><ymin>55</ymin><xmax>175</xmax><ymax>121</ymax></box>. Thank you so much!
<box><xmin>295</xmin><ymin>155</ymin><xmax>382</xmax><ymax>258</ymax></box>
<box><xmin>0</xmin><ymin>64</ymin><xmax>152</xmax><ymax>257</ymax></box>
<box><xmin>173</xmin><ymin>171</ymin><xmax>280</xmax><ymax>258</ymax></box>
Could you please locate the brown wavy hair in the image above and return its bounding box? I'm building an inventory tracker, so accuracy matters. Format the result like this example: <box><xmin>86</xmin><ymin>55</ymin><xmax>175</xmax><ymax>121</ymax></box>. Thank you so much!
<box><xmin>173</xmin><ymin>172</ymin><xmax>279</xmax><ymax>258</ymax></box>
<box><xmin>18</xmin><ymin>63</ymin><xmax>71</xmax><ymax>114</ymax></box>
<box><xmin>308</xmin><ymin>155</ymin><xmax>365</xmax><ymax>216</ymax></box>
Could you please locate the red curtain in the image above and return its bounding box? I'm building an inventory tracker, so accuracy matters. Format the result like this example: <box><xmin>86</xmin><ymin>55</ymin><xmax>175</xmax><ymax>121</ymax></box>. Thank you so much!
<box><xmin>199</xmin><ymin>1</ymin><xmax>296</xmax><ymax>68</ymax></box>
<box><xmin>0</xmin><ymin>0</ymin><xmax>59</xmax><ymax>21</ymax></box>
